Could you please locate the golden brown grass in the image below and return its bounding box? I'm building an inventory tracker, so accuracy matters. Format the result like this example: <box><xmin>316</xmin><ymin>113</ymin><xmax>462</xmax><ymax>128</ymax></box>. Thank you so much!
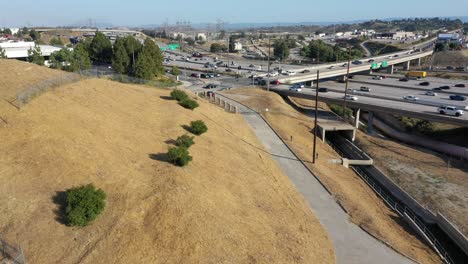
<box><xmin>224</xmin><ymin>87</ymin><xmax>442</xmax><ymax>264</ymax></box>
<box><xmin>0</xmin><ymin>60</ymin><xmax>334</xmax><ymax>263</ymax></box>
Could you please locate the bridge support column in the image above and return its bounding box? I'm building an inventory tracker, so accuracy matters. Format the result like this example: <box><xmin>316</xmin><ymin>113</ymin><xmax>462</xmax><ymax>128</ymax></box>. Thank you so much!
<box><xmin>367</xmin><ymin>111</ymin><xmax>374</xmax><ymax>134</ymax></box>
<box><xmin>386</xmin><ymin>65</ymin><xmax>394</xmax><ymax>74</ymax></box>
<box><xmin>351</xmin><ymin>108</ymin><xmax>361</xmax><ymax>142</ymax></box>
<box><xmin>417</xmin><ymin>58</ymin><xmax>421</xmax><ymax>67</ymax></box>
<box><xmin>403</xmin><ymin>61</ymin><xmax>410</xmax><ymax>70</ymax></box>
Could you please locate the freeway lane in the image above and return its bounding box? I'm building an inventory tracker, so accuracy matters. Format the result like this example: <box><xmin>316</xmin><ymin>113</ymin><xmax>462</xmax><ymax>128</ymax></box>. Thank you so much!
<box><xmin>270</xmin><ymin>86</ymin><xmax>468</xmax><ymax>127</ymax></box>
<box><xmin>319</xmin><ymin>80</ymin><xmax>468</xmax><ymax>109</ymax></box>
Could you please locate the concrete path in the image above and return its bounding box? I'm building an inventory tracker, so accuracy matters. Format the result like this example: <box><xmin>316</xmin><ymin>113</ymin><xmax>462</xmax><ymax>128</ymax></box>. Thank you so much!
<box><xmin>217</xmin><ymin>94</ymin><xmax>414</xmax><ymax>264</ymax></box>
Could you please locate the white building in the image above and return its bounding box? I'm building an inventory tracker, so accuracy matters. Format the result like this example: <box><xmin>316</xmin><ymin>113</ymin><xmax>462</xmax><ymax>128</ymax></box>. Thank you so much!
<box><xmin>196</xmin><ymin>33</ymin><xmax>207</xmax><ymax>41</ymax></box>
<box><xmin>0</xmin><ymin>41</ymin><xmax>63</xmax><ymax>59</ymax></box>
<box><xmin>234</xmin><ymin>42</ymin><xmax>242</xmax><ymax>51</ymax></box>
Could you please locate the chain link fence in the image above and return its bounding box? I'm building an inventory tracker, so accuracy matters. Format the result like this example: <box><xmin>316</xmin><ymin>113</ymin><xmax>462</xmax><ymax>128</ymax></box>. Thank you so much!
<box><xmin>15</xmin><ymin>69</ymin><xmax>182</xmax><ymax>109</ymax></box>
<box><xmin>16</xmin><ymin>73</ymin><xmax>81</xmax><ymax>109</ymax></box>
<box><xmin>0</xmin><ymin>237</ymin><xmax>26</xmax><ymax>264</ymax></box>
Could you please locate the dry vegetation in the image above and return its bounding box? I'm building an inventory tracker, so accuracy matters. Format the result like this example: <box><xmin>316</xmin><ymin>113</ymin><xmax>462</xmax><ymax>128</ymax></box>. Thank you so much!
<box><xmin>224</xmin><ymin>88</ymin><xmax>441</xmax><ymax>264</ymax></box>
<box><xmin>0</xmin><ymin>60</ymin><xmax>334</xmax><ymax>263</ymax></box>
<box><xmin>355</xmin><ymin>131</ymin><xmax>468</xmax><ymax>237</ymax></box>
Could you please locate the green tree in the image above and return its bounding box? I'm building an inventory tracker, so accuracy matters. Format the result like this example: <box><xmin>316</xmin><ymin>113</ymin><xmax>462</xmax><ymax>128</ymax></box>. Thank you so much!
<box><xmin>434</xmin><ymin>43</ymin><xmax>446</xmax><ymax>52</ymax></box>
<box><xmin>29</xmin><ymin>29</ymin><xmax>40</xmax><ymax>41</ymax></box>
<box><xmin>167</xmin><ymin>147</ymin><xmax>192</xmax><ymax>167</ymax></box>
<box><xmin>69</xmin><ymin>43</ymin><xmax>92</xmax><ymax>72</ymax></box>
<box><xmin>90</xmin><ymin>31</ymin><xmax>113</xmax><ymax>63</ymax></box>
<box><xmin>171</xmin><ymin>66</ymin><xmax>180</xmax><ymax>76</ymax></box>
<box><xmin>189</xmin><ymin>120</ymin><xmax>208</xmax><ymax>135</ymax></box>
<box><xmin>210</xmin><ymin>43</ymin><xmax>228</xmax><ymax>53</ymax></box>
<box><xmin>65</xmin><ymin>184</ymin><xmax>106</xmax><ymax>226</ymax></box>
<box><xmin>229</xmin><ymin>35</ymin><xmax>236</xmax><ymax>53</ymax></box>
<box><xmin>175</xmin><ymin>134</ymin><xmax>195</xmax><ymax>148</ymax></box>
<box><xmin>50</xmin><ymin>48</ymin><xmax>73</xmax><ymax>69</ymax></box>
<box><xmin>49</xmin><ymin>37</ymin><xmax>64</xmax><ymax>46</ymax></box>
<box><xmin>1</xmin><ymin>28</ymin><xmax>12</xmax><ymax>35</ymax></box>
<box><xmin>21</xmin><ymin>27</ymin><xmax>29</xmax><ymax>35</ymax></box>
<box><xmin>273</xmin><ymin>40</ymin><xmax>290</xmax><ymax>61</ymax></box>
<box><xmin>122</xmin><ymin>36</ymin><xmax>142</xmax><ymax>74</ymax></box>
<box><xmin>112</xmin><ymin>37</ymin><xmax>130</xmax><ymax>74</ymax></box>
<box><xmin>134</xmin><ymin>38</ymin><xmax>164</xmax><ymax>79</ymax></box>
<box><xmin>184</xmin><ymin>37</ymin><xmax>195</xmax><ymax>46</ymax></box>
<box><xmin>27</xmin><ymin>45</ymin><xmax>44</xmax><ymax>65</ymax></box>
<box><xmin>0</xmin><ymin>47</ymin><xmax>6</xmax><ymax>59</ymax></box>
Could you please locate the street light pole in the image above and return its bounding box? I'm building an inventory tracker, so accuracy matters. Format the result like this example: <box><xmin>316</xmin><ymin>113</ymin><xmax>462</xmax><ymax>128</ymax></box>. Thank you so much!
<box><xmin>343</xmin><ymin>47</ymin><xmax>352</xmax><ymax>120</ymax></box>
<box><xmin>267</xmin><ymin>36</ymin><xmax>271</xmax><ymax>91</ymax></box>
<box><xmin>313</xmin><ymin>70</ymin><xmax>320</xmax><ymax>164</ymax></box>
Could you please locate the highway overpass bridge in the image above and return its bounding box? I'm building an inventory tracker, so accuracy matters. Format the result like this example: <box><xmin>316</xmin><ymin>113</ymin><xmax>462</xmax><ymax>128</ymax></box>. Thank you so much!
<box><xmin>271</xmin><ymin>87</ymin><xmax>468</xmax><ymax>128</ymax></box>
<box><xmin>276</xmin><ymin>50</ymin><xmax>434</xmax><ymax>84</ymax></box>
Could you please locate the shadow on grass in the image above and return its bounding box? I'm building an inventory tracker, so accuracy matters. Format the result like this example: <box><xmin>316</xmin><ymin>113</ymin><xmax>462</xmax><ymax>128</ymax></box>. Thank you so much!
<box><xmin>164</xmin><ymin>139</ymin><xmax>177</xmax><ymax>145</ymax></box>
<box><xmin>148</xmin><ymin>153</ymin><xmax>171</xmax><ymax>163</ymax></box>
<box><xmin>159</xmin><ymin>96</ymin><xmax>173</xmax><ymax>100</ymax></box>
<box><xmin>52</xmin><ymin>191</ymin><xmax>68</xmax><ymax>225</ymax></box>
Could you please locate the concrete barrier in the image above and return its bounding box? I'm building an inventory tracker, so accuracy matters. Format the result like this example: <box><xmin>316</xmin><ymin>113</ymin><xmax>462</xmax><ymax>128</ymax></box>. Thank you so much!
<box><xmin>437</xmin><ymin>212</ymin><xmax>468</xmax><ymax>256</ymax></box>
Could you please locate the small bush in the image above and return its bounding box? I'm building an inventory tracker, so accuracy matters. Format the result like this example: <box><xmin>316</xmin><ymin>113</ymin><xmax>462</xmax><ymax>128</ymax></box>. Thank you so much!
<box><xmin>170</xmin><ymin>89</ymin><xmax>188</xmax><ymax>101</ymax></box>
<box><xmin>179</xmin><ymin>98</ymin><xmax>199</xmax><ymax>110</ymax></box>
<box><xmin>176</xmin><ymin>134</ymin><xmax>195</xmax><ymax>148</ymax></box>
<box><xmin>167</xmin><ymin>146</ymin><xmax>192</xmax><ymax>166</ymax></box>
<box><xmin>65</xmin><ymin>184</ymin><xmax>106</xmax><ymax>226</ymax></box>
<box><xmin>189</xmin><ymin>120</ymin><xmax>208</xmax><ymax>135</ymax></box>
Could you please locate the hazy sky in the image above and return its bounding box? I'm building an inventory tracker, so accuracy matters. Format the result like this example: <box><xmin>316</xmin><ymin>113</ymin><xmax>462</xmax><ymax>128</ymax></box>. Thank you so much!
<box><xmin>2</xmin><ymin>0</ymin><xmax>467</xmax><ymax>27</ymax></box>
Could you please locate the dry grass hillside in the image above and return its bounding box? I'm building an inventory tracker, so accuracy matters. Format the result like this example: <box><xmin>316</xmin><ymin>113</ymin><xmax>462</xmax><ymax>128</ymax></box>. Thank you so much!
<box><xmin>0</xmin><ymin>60</ymin><xmax>334</xmax><ymax>263</ymax></box>
<box><xmin>224</xmin><ymin>88</ymin><xmax>441</xmax><ymax>264</ymax></box>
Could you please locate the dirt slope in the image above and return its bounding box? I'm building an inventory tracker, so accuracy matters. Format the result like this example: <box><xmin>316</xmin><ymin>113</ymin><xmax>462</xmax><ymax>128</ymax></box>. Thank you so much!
<box><xmin>0</xmin><ymin>61</ymin><xmax>334</xmax><ymax>263</ymax></box>
<box><xmin>224</xmin><ymin>88</ymin><xmax>441</xmax><ymax>264</ymax></box>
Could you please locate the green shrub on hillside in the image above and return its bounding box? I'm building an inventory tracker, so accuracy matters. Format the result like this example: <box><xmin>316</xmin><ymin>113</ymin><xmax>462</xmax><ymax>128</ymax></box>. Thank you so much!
<box><xmin>170</xmin><ymin>89</ymin><xmax>188</xmax><ymax>101</ymax></box>
<box><xmin>65</xmin><ymin>184</ymin><xmax>106</xmax><ymax>226</ymax></box>
<box><xmin>189</xmin><ymin>120</ymin><xmax>208</xmax><ymax>135</ymax></box>
<box><xmin>176</xmin><ymin>134</ymin><xmax>195</xmax><ymax>148</ymax></box>
<box><xmin>179</xmin><ymin>98</ymin><xmax>199</xmax><ymax>110</ymax></box>
<box><xmin>167</xmin><ymin>146</ymin><xmax>192</xmax><ymax>166</ymax></box>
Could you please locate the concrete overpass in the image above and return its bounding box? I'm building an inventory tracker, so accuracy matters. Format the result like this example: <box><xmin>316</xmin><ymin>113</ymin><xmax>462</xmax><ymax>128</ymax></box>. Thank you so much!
<box><xmin>277</xmin><ymin>50</ymin><xmax>433</xmax><ymax>84</ymax></box>
<box><xmin>271</xmin><ymin>87</ymin><xmax>468</xmax><ymax>128</ymax></box>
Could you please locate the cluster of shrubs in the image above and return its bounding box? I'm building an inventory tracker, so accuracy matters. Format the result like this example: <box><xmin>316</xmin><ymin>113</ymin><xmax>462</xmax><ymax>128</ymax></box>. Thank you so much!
<box><xmin>170</xmin><ymin>89</ymin><xmax>199</xmax><ymax>110</ymax></box>
<box><xmin>167</xmin><ymin>120</ymin><xmax>208</xmax><ymax>167</ymax></box>
<box><xmin>65</xmin><ymin>184</ymin><xmax>106</xmax><ymax>226</ymax></box>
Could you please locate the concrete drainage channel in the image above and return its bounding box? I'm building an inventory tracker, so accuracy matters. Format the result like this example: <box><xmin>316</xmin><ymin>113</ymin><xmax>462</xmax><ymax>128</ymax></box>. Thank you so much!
<box><xmin>326</xmin><ymin>132</ymin><xmax>467</xmax><ymax>264</ymax></box>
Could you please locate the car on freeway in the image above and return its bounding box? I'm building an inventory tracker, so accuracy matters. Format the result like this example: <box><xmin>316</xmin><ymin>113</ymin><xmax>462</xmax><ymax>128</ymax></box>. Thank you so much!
<box><xmin>419</xmin><ymin>81</ymin><xmax>430</xmax><ymax>86</ymax></box>
<box><xmin>249</xmin><ymin>64</ymin><xmax>255</xmax><ymax>68</ymax></box>
<box><xmin>254</xmin><ymin>79</ymin><xmax>267</xmax><ymax>86</ymax></box>
<box><xmin>344</xmin><ymin>95</ymin><xmax>358</xmax><ymax>101</ymax></box>
<box><xmin>284</xmin><ymin>70</ymin><xmax>297</xmax><ymax>76</ymax></box>
<box><xmin>403</xmin><ymin>95</ymin><xmax>419</xmax><ymax>101</ymax></box>
<box><xmin>368</xmin><ymin>59</ymin><xmax>375</xmax><ymax>63</ymax></box>
<box><xmin>399</xmin><ymin>78</ymin><xmax>409</xmax><ymax>82</ymax></box>
<box><xmin>200</xmin><ymin>73</ymin><xmax>210</xmax><ymax>78</ymax></box>
<box><xmin>446</xmin><ymin>66</ymin><xmax>454</xmax><ymax>70</ymax></box>
<box><xmin>439</xmin><ymin>86</ymin><xmax>450</xmax><ymax>90</ymax></box>
<box><xmin>425</xmin><ymin>91</ymin><xmax>437</xmax><ymax>96</ymax></box>
<box><xmin>225</xmin><ymin>68</ymin><xmax>232</xmax><ymax>72</ymax></box>
<box><xmin>342</xmin><ymin>63</ymin><xmax>348</xmax><ymax>67</ymax></box>
<box><xmin>293</xmin><ymin>83</ymin><xmax>305</xmax><ymax>88</ymax></box>
<box><xmin>394</xmin><ymin>54</ymin><xmax>399</xmax><ymax>57</ymax></box>
<box><xmin>449</xmin><ymin>95</ymin><xmax>467</xmax><ymax>101</ymax></box>
<box><xmin>438</xmin><ymin>106</ymin><xmax>464</xmax><ymax>117</ymax></box>
<box><xmin>270</xmin><ymin>80</ymin><xmax>281</xmax><ymax>85</ymax></box>
<box><xmin>267</xmin><ymin>72</ymin><xmax>279</xmax><ymax>77</ymax></box>
<box><xmin>352</xmin><ymin>60</ymin><xmax>363</xmax><ymax>65</ymax></box>
<box><xmin>301</xmin><ymin>69</ymin><xmax>311</xmax><ymax>73</ymax></box>
<box><xmin>204</xmin><ymin>84</ymin><xmax>217</xmax><ymax>89</ymax></box>
<box><xmin>433</xmin><ymin>87</ymin><xmax>442</xmax><ymax>91</ymax></box>
<box><xmin>454</xmin><ymin>84</ymin><xmax>466</xmax><ymax>88</ymax></box>
<box><xmin>328</xmin><ymin>65</ymin><xmax>334</xmax><ymax>69</ymax></box>
<box><xmin>360</xmin><ymin>86</ymin><xmax>371</xmax><ymax>92</ymax></box>
<box><xmin>289</xmin><ymin>85</ymin><xmax>302</xmax><ymax>92</ymax></box>
<box><xmin>372</xmin><ymin>76</ymin><xmax>383</xmax><ymax>80</ymax></box>
<box><xmin>190</xmin><ymin>73</ymin><xmax>200</xmax><ymax>78</ymax></box>
<box><xmin>318</xmin><ymin>88</ymin><xmax>328</xmax><ymax>93</ymax></box>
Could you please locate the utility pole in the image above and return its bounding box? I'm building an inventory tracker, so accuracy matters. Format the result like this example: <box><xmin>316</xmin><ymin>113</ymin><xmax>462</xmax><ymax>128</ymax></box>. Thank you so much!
<box><xmin>313</xmin><ymin>70</ymin><xmax>320</xmax><ymax>164</ymax></box>
<box><xmin>267</xmin><ymin>36</ymin><xmax>271</xmax><ymax>91</ymax></box>
<box><xmin>343</xmin><ymin>46</ymin><xmax>352</xmax><ymax>120</ymax></box>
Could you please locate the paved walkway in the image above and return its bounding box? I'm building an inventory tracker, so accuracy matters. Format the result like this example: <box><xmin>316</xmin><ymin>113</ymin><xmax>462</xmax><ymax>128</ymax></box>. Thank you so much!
<box><xmin>217</xmin><ymin>94</ymin><xmax>414</xmax><ymax>264</ymax></box>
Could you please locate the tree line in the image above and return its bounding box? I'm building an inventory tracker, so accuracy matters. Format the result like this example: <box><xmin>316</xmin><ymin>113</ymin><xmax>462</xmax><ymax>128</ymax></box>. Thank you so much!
<box><xmin>47</xmin><ymin>32</ymin><xmax>164</xmax><ymax>80</ymax></box>
<box><xmin>300</xmin><ymin>40</ymin><xmax>363</xmax><ymax>63</ymax></box>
